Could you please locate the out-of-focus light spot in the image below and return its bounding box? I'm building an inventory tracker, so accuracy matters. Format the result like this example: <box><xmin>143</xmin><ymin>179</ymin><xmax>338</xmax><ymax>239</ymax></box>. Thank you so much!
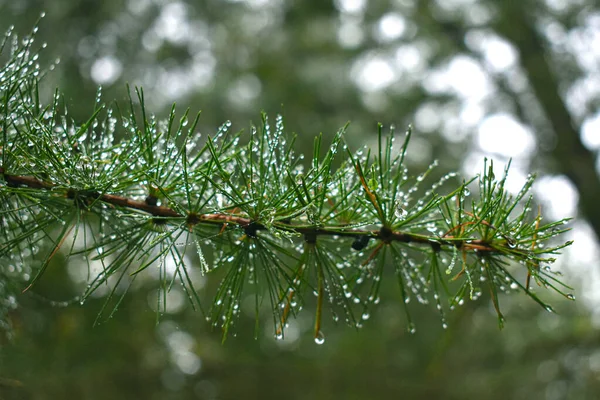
<box><xmin>227</xmin><ymin>74</ymin><xmax>262</xmax><ymax>108</ymax></box>
<box><xmin>566</xmin><ymin>76</ymin><xmax>600</xmax><ymax>120</ymax></box>
<box><xmin>482</xmin><ymin>36</ymin><xmax>517</xmax><ymax>72</ymax></box>
<box><xmin>446</xmin><ymin>56</ymin><xmax>490</xmax><ymax>98</ymax></box>
<box><xmin>394</xmin><ymin>44</ymin><xmax>425</xmax><ymax>73</ymax></box>
<box><xmin>155</xmin><ymin>2</ymin><xmax>190</xmax><ymax>44</ymax></box>
<box><xmin>273</xmin><ymin>320</ymin><xmax>301</xmax><ymax>348</ymax></box>
<box><xmin>187</xmin><ymin>22</ymin><xmax>212</xmax><ymax>52</ymax></box>
<box><xmin>535</xmin><ymin>175</ymin><xmax>578</xmax><ymax>220</ymax></box>
<box><xmin>360</xmin><ymin>91</ymin><xmax>389</xmax><ymax>113</ymax></box>
<box><xmin>405</xmin><ymin>136</ymin><xmax>432</xmax><ymax>164</ymax></box>
<box><xmin>544</xmin><ymin>0</ymin><xmax>569</xmax><ymax>13</ymax></box>
<box><xmin>462</xmin><ymin>152</ymin><xmax>527</xmax><ymax>194</ymax></box>
<box><xmin>240</xmin><ymin>9</ymin><xmax>276</xmax><ymax>35</ymax></box>
<box><xmin>337</xmin><ymin>19</ymin><xmax>364</xmax><ymax>49</ymax></box>
<box><xmin>351</xmin><ymin>55</ymin><xmax>396</xmax><ymax>92</ymax></box>
<box><xmin>142</xmin><ymin>29</ymin><xmax>162</xmax><ymax>52</ymax></box>
<box><xmin>564</xmin><ymin>222</ymin><xmax>600</xmax><ymax>317</ymax></box>
<box><xmin>90</xmin><ymin>56</ymin><xmax>122</xmax><ymax>85</ymax></box>
<box><xmin>543</xmin><ymin>21</ymin><xmax>567</xmax><ymax>46</ymax></box>
<box><xmin>414</xmin><ymin>103</ymin><xmax>441</xmax><ymax>133</ymax></box>
<box><xmin>581</xmin><ymin>112</ymin><xmax>600</xmax><ymax>150</ymax></box>
<box><xmin>166</xmin><ymin>331</ymin><xmax>195</xmax><ymax>353</ymax></box>
<box><xmin>190</xmin><ymin>54</ymin><xmax>216</xmax><ymax>86</ymax></box>
<box><xmin>335</xmin><ymin>0</ymin><xmax>366</xmax><ymax>14</ymax></box>
<box><xmin>148</xmin><ymin>289</ymin><xmax>186</xmax><ymax>314</ymax></box>
<box><xmin>567</xmin><ymin>16</ymin><xmax>600</xmax><ymax>73</ymax></box>
<box><xmin>127</xmin><ymin>0</ymin><xmax>152</xmax><ymax>15</ymax></box>
<box><xmin>247</xmin><ymin>0</ymin><xmax>274</xmax><ymax>8</ymax></box>
<box><xmin>477</xmin><ymin>114</ymin><xmax>535</xmax><ymax>157</ymax></box>
<box><xmin>502</xmin><ymin>168</ymin><xmax>528</xmax><ymax>194</ymax></box>
<box><xmin>460</xmin><ymin>101</ymin><xmax>484</xmax><ymax>127</ymax></box>
<box><xmin>156</xmin><ymin>65</ymin><xmax>216</xmax><ymax>104</ymax></box>
<box><xmin>589</xmin><ymin>351</ymin><xmax>600</xmax><ymax>372</ymax></box>
<box><xmin>440</xmin><ymin>112</ymin><xmax>471</xmax><ymax>144</ymax></box>
<box><xmin>424</xmin><ymin>55</ymin><xmax>492</xmax><ymax>100</ymax></box>
<box><xmin>434</xmin><ymin>0</ymin><xmax>493</xmax><ymax>25</ymax></box>
<box><xmin>464</xmin><ymin>3</ymin><xmax>494</xmax><ymax>25</ymax></box>
<box><xmin>226</xmin><ymin>0</ymin><xmax>275</xmax><ymax>7</ymax></box>
<box><xmin>375</xmin><ymin>13</ymin><xmax>406</xmax><ymax>42</ymax></box>
<box><xmin>173</xmin><ymin>351</ymin><xmax>201</xmax><ymax>375</ymax></box>
<box><xmin>68</xmin><ymin>258</ymin><xmax>105</xmax><ymax>284</ymax></box>
<box><xmin>504</xmin><ymin>68</ymin><xmax>529</xmax><ymax>93</ymax></box>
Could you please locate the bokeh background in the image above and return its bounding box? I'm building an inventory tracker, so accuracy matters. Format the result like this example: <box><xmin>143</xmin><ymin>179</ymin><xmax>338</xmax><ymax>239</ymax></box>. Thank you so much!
<box><xmin>1</xmin><ymin>0</ymin><xmax>600</xmax><ymax>399</ymax></box>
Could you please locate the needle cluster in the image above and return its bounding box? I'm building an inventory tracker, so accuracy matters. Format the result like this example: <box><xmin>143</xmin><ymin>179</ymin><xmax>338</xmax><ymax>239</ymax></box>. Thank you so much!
<box><xmin>0</xmin><ymin>23</ymin><xmax>573</xmax><ymax>341</ymax></box>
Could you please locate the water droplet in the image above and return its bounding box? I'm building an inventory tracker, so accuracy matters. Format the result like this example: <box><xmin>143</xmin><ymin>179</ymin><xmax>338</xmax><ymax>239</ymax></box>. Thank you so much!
<box><xmin>395</xmin><ymin>204</ymin><xmax>408</xmax><ymax>219</ymax></box>
<box><xmin>314</xmin><ymin>331</ymin><xmax>325</xmax><ymax>345</ymax></box>
<box><xmin>407</xmin><ymin>323</ymin><xmax>416</xmax><ymax>334</ymax></box>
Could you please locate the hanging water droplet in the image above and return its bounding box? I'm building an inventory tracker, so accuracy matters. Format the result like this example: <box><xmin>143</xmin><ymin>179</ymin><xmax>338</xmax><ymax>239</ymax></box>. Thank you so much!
<box><xmin>407</xmin><ymin>323</ymin><xmax>416</xmax><ymax>334</ymax></box>
<box><xmin>395</xmin><ymin>203</ymin><xmax>408</xmax><ymax>219</ymax></box>
<box><xmin>506</xmin><ymin>237</ymin><xmax>517</xmax><ymax>248</ymax></box>
<box><xmin>314</xmin><ymin>331</ymin><xmax>325</xmax><ymax>345</ymax></box>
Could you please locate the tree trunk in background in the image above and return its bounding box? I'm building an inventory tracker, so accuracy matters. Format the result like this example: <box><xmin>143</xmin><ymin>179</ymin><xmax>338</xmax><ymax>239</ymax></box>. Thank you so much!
<box><xmin>494</xmin><ymin>3</ymin><xmax>600</xmax><ymax>240</ymax></box>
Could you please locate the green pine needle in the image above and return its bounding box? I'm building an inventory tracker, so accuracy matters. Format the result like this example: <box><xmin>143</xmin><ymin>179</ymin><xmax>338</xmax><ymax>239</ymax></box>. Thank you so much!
<box><xmin>0</xmin><ymin>21</ymin><xmax>574</xmax><ymax>340</ymax></box>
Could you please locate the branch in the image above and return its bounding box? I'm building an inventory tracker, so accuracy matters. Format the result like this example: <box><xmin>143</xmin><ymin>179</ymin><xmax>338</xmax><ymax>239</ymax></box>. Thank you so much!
<box><xmin>0</xmin><ymin>167</ymin><xmax>524</xmax><ymax>253</ymax></box>
<box><xmin>0</xmin><ymin>21</ymin><xmax>574</xmax><ymax>341</ymax></box>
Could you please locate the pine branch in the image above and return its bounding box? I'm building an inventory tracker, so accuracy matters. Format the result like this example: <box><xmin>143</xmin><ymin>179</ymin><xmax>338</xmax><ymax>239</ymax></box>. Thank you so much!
<box><xmin>0</xmin><ymin>22</ymin><xmax>573</xmax><ymax>342</ymax></box>
<box><xmin>0</xmin><ymin>166</ymin><xmax>537</xmax><ymax>251</ymax></box>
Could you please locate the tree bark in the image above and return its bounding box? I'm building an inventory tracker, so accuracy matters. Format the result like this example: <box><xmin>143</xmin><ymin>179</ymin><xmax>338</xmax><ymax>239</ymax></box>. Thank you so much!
<box><xmin>493</xmin><ymin>3</ymin><xmax>600</xmax><ymax>240</ymax></box>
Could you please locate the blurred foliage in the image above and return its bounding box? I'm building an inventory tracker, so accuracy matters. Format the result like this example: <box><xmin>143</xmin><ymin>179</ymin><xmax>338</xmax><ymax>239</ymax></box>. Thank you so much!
<box><xmin>1</xmin><ymin>0</ymin><xmax>599</xmax><ymax>399</ymax></box>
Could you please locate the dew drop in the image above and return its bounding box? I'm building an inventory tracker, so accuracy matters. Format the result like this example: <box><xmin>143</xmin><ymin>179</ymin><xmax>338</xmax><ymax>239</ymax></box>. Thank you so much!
<box><xmin>407</xmin><ymin>323</ymin><xmax>416</xmax><ymax>334</ymax></box>
<box><xmin>314</xmin><ymin>331</ymin><xmax>325</xmax><ymax>345</ymax></box>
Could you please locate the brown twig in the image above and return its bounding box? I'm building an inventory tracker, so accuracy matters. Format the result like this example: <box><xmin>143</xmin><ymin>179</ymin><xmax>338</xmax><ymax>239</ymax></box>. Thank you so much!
<box><xmin>1</xmin><ymin>169</ymin><xmax>514</xmax><ymax>254</ymax></box>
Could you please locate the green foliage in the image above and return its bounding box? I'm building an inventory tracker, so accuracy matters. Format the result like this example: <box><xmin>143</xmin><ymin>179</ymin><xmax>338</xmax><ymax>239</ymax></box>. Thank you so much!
<box><xmin>0</xmin><ymin>23</ymin><xmax>573</xmax><ymax>342</ymax></box>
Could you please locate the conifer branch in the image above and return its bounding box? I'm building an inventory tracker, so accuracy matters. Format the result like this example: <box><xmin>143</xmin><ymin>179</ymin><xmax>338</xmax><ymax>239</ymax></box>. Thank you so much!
<box><xmin>0</xmin><ymin>166</ymin><xmax>529</xmax><ymax>251</ymax></box>
<box><xmin>0</xmin><ymin>22</ymin><xmax>574</xmax><ymax>341</ymax></box>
